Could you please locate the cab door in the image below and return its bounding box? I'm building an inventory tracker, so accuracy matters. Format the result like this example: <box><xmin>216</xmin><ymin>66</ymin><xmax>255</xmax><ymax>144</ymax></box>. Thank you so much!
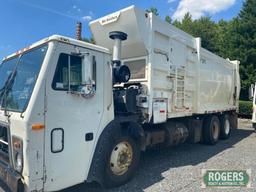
<box><xmin>44</xmin><ymin>42</ymin><xmax>104</xmax><ymax>191</ymax></box>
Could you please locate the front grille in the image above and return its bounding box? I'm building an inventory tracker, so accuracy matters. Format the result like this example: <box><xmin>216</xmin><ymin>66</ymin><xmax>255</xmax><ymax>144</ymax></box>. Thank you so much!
<box><xmin>0</xmin><ymin>124</ymin><xmax>9</xmax><ymax>162</ymax></box>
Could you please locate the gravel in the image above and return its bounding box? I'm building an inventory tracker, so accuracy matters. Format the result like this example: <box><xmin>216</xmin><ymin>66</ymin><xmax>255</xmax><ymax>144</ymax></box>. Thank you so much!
<box><xmin>1</xmin><ymin>119</ymin><xmax>256</xmax><ymax>192</ymax></box>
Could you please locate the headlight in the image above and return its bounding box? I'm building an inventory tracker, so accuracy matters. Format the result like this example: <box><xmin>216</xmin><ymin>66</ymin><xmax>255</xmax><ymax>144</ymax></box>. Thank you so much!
<box><xmin>12</xmin><ymin>136</ymin><xmax>23</xmax><ymax>173</ymax></box>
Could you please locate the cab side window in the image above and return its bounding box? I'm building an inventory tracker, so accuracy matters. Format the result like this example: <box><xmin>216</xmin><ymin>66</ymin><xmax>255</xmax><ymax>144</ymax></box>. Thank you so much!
<box><xmin>52</xmin><ymin>53</ymin><xmax>82</xmax><ymax>91</ymax></box>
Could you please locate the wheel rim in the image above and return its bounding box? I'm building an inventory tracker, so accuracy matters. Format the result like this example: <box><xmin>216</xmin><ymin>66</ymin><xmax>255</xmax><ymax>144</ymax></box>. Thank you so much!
<box><xmin>224</xmin><ymin>119</ymin><xmax>230</xmax><ymax>135</ymax></box>
<box><xmin>110</xmin><ymin>141</ymin><xmax>133</xmax><ymax>176</ymax></box>
<box><xmin>212</xmin><ymin>121</ymin><xmax>219</xmax><ymax>140</ymax></box>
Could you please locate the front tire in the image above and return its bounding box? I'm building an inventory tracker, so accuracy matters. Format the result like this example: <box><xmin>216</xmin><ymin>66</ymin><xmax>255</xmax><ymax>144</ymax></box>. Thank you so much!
<box><xmin>220</xmin><ymin>114</ymin><xmax>231</xmax><ymax>139</ymax></box>
<box><xmin>103</xmin><ymin>134</ymin><xmax>140</xmax><ymax>188</ymax></box>
<box><xmin>202</xmin><ymin>115</ymin><xmax>220</xmax><ymax>145</ymax></box>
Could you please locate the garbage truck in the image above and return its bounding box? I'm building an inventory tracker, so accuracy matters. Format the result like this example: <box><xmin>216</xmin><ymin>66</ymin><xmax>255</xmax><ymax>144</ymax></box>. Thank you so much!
<box><xmin>0</xmin><ymin>5</ymin><xmax>240</xmax><ymax>192</ymax></box>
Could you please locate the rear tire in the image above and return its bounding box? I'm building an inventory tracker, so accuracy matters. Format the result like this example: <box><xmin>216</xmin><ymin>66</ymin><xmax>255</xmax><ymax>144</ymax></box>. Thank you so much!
<box><xmin>220</xmin><ymin>114</ymin><xmax>231</xmax><ymax>139</ymax></box>
<box><xmin>202</xmin><ymin>115</ymin><xmax>220</xmax><ymax>145</ymax></box>
<box><xmin>102</xmin><ymin>132</ymin><xmax>140</xmax><ymax>188</ymax></box>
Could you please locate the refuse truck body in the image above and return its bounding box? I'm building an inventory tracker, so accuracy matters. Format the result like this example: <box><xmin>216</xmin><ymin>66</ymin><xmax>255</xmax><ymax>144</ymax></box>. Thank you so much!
<box><xmin>0</xmin><ymin>6</ymin><xmax>240</xmax><ymax>192</ymax></box>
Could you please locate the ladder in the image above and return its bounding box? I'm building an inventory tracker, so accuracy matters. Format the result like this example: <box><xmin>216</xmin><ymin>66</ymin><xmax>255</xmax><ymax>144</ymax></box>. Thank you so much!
<box><xmin>175</xmin><ymin>66</ymin><xmax>185</xmax><ymax>109</ymax></box>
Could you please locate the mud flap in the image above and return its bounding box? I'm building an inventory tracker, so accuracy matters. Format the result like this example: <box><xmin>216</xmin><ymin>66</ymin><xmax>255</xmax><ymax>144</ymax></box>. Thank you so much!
<box><xmin>229</xmin><ymin>112</ymin><xmax>238</xmax><ymax>129</ymax></box>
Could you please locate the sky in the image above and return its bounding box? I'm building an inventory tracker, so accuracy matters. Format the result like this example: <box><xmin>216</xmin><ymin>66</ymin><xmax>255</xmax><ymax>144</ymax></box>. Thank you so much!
<box><xmin>0</xmin><ymin>0</ymin><xmax>244</xmax><ymax>59</ymax></box>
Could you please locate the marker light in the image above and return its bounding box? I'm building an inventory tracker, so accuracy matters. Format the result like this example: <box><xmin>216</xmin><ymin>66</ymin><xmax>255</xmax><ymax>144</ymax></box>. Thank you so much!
<box><xmin>32</xmin><ymin>123</ymin><xmax>45</xmax><ymax>130</ymax></box>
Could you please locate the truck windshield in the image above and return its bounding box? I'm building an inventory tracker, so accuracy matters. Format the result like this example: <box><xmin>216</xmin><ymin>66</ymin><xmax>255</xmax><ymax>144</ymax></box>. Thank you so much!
<box><xmin>0</xmin><ymin>45</ymin><xmax>48</xmax><ymax>112</ymax></box>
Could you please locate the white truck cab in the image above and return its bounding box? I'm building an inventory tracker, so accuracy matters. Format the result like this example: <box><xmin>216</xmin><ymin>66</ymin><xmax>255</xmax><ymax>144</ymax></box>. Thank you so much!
<box><xmin>0</xmin><ymin>6</ymin><xmax>240</xmax><ymax>192</ymax></box>
<box><xmin>0</xmin><ymin>35</ymin><xmax>114</xmax><ymax>191</ymax></box>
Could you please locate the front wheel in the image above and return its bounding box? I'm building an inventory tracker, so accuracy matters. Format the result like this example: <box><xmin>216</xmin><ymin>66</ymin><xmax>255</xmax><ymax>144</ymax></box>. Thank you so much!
<box><xmin>103</xmin><ymin>135</ymin><xmax>140</xmax><ymax>188</ymax></box>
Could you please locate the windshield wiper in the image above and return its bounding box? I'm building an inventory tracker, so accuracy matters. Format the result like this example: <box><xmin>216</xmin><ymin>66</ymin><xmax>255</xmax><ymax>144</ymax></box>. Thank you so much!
<box><xmin>0</xmin><ymin>69</ymin><xmax>17</xmax><ymax>114</ymax></box>
<box><xmin>0</xmin><ymin>72</ymin><xmax>13</xmax><ymax>97</ymax></box>
<box><xmin>0</xmin><ymin>56</ymin><xmax>20</xmax><ymax>112</ymax></box>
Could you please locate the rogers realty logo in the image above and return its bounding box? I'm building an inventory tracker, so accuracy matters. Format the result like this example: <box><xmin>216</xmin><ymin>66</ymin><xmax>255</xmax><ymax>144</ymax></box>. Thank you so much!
<box><xmin>99</xmin><ymin>12</ymin><xmax>120</xmax><ymax>26</ymax></box>
<box><xmin>202</xmin><ymin>169</ymin><xmax>251</xmax><ymax>188</ymax></box>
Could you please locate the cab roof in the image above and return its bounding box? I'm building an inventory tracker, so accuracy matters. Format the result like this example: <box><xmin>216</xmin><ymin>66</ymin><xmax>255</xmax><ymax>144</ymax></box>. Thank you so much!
<box><xmin>2</xmin><ymin>35</ymin><xmax>110</xmax><ymax>61</ymax></box>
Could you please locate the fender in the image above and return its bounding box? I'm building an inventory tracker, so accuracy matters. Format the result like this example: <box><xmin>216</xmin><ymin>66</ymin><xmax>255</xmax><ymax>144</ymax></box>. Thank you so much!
<box><xmin>87</xmin><ymin>118</ymin><xmax>143</xmax><ymax>185</ymax></box>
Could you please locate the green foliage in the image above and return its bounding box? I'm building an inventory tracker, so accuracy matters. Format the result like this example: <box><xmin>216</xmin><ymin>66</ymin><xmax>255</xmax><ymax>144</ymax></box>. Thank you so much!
<box><xmin>233</xmin><ymin>0</ymin><xmax>256</xmax><ymax>99</ymax></box>
<box><xmin>181</xmin><ymin>13</ymin><xmax>194</xmax><ymax>33</ymax></box>
<box><xmin>82</xmin><ymin>37</ymin><xmax>95</xmax><ymax>44</ymax></box>
<box><xmin>239</xmin><ymin>100</ymin><xmax>253</xmax><ymax>116</ymax></box>
<box><xmin>173</xmin><ymin>13</ymin><xmax>192</xmax><ymax>33</ymax></box>
<box><xmin>146</xmin><ymin>7</ymin><xmax>159</xmax><ymax>16</ymax></box>
<box><xmin>173</xmin><ymin>14</ymin><xmax>219</xmax><ymax>53</ymax></box>
<box><xmin>193</xmin><ymin>16</ymin><xmax>219</xmax><ymax>53</ymax></box>
<box><xmin>165</xmin><ymin>15</ymin><xmax>172</xmax><ymax>24</ymax></box>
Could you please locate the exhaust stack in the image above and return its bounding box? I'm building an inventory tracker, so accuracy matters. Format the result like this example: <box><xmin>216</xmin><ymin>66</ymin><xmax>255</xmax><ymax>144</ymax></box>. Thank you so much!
<box><xmin>109</xmin><ymin>31</ymin><xmax>127</xmax><ymax>66</ymax></box>
<box><xmin>109</xmin><ymin>31</ymin><xmax>130</xmax><ymax>83</ymax></box>
<box><xmin>76</xmin><ymin>22</ymin><xmax>82</xmax><ymax>40</ymax></box>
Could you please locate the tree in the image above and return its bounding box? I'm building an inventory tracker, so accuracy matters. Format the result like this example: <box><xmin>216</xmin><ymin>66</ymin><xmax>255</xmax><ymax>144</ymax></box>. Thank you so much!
<box><xmin>229</xmin><ymin>0</ymin><xmax>256</xmax><ymax>99</ymax></box>
<box><xmin>165</xmin><ymin>15</ymin><xmax>172</xmax><ymax>24</ymax></box>
<box><xmin>180</xmin><ymin>13</ymin><xmax>194</xmax><ymax>34</ymax></box>
<box><xmin>173</xmin><ymin>13</ymin><xmax>219</xmax><ymax>53</ymax></box>
<box><xmin>215</xmin><ymin>19</ymin><xmax>231</xmax><ymax>58</ymax></box>
<box><xmin>193</xmin><ymin>16</ymin><xmax>219</xmax><ymax>53</ymax></box>
<box><xmin>173</xmin><ymin>13</ymin><xmax>194</xmax><ymax>34</ymax></box>
<box><xmin>172</xmin><ymin>19</ymin><xmax>182</xmax><ymax>28</ymax></box>
<box><xmin>146</xmin><ymin>7</ymin><xmax>159</xmax><ymax>16</ymax></box>
<box><xmin>82</xmin><ymin>37</ymin><xmax>95</xmax><ymax>44</ymax></box>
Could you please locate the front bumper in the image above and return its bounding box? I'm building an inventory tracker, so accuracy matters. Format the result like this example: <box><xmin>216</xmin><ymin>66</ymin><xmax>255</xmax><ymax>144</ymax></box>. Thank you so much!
<box><xmin>0</xmin><ymin>160</ymin><xmax>24</xmax><ymax>192</ymax></box>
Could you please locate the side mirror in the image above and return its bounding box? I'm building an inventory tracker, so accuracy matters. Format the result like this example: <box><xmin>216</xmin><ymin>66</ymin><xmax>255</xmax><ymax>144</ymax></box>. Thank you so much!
<box><xmin>249</xmin><ymin>84</ymin><xmax>254</xmax><ymax>100</ymax></box>
<box><xmin>82</xmin><ymin>54</ymin><xmax>92</xmax><ymax>84</ymax></box>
